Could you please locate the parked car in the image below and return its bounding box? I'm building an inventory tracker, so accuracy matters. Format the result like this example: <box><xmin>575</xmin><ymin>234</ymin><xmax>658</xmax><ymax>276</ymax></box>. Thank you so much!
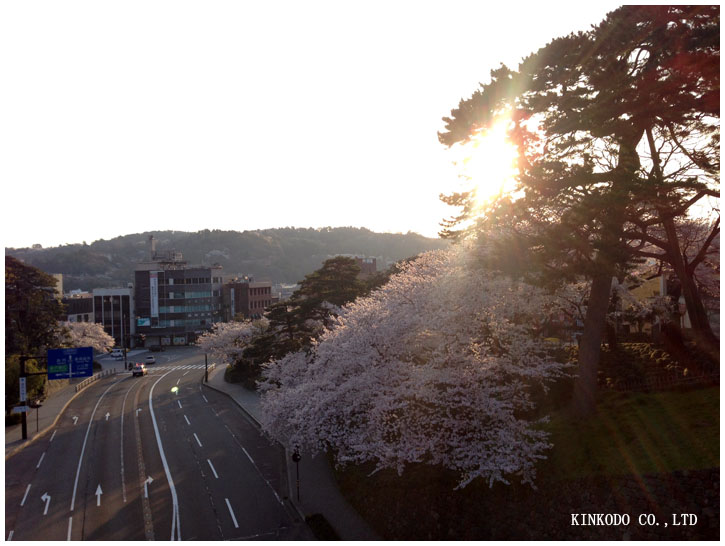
<box><xmin>132</xmin><ymin>364</ymin><xmax>147</xmax><ymax>377</ymax></box>
<box><xmin>145</xmin><ymin>355</ymin><xmax>156</xmax><ymax>365</ymax></box>
<box><xmin>110</xmin><ymin>349</ymin><xmax>124</xmax><ymax>360</ymax></box>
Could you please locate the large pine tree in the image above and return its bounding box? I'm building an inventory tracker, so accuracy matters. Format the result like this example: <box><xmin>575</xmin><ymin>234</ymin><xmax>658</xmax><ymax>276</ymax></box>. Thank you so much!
<box><xmin>439</xmin><ymin>6</ymin><xmax>719</xmax><ymax>416</ymax></box>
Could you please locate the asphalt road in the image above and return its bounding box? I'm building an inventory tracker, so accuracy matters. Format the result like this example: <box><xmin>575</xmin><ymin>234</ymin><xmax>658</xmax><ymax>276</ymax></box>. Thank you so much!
<box><xmin>5</xmin><ymin>348</ymin><xmax>311</xmax><ymax>541</ymax></box>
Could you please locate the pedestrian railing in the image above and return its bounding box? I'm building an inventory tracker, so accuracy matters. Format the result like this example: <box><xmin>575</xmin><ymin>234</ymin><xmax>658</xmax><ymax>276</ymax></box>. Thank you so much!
<box><xmin>75</xmin><ymin>368</ymin><xmax>117</xmax><ymax>393</ymax></box>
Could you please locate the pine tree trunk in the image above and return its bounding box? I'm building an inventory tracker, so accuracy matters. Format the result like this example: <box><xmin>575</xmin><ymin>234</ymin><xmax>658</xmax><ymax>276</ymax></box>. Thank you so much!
<box><xmin>571</xmin><ymin>267</ymin><xmax>614</xmax><ymax>418</ymax></box>
<box><xmin>645</xmin><ymin>128</ymin><xmax>718</xmax><ymax>357</ymax></box>
<box><xmin>659</xmin><ymin>216</ymin><xmax>719</xmax><ymax>362</ymax></box>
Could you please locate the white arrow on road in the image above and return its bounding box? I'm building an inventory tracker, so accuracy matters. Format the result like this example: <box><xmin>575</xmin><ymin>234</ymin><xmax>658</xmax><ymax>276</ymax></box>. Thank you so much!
<box><xmin>144</xmin><ymin>476</ymin><xmax>153</xmax><ymax>498</ymax></box>
<box><xmin>95</xmin><ymin>485</ymin><xmax>103</xmax><ymax>506</ymax></box>
<box><xmin>72</xmin><ymin>416</ymin><xmax>78</xmax><ymax>425</ymax></box>
<box><xmin>105</xmin><ymin>412</ymin><xmax>110</xmax><ymax>421</ymax></box>
<box><xmin>41</xmin><ymin>493</ymin><xmax>51</xmax><ymax>515</ymax></box>
<box><xmin>136</xmin><ymin>408</ymin><xmax>142</xmax><ymax>416</ymax></box>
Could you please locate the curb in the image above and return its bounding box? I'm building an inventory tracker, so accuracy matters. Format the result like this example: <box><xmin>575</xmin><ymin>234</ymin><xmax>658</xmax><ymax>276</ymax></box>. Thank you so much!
<box><xmin>5</xmin><ymin>386</ymin><xmax>83</xmax><ymax>461</ymax></box>
<box><xmin>5</xmin><ymin>371</ymin><xmax>127</xmax><ymax>461</ymax></box>
<box><xmin>200</xmin><ymin>368</ymin><xmax>307</xmax><ymax>523</ymax></box>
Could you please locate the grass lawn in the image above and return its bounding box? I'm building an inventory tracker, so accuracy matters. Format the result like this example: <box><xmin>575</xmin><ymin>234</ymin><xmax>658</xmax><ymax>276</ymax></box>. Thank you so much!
<box><xmin>541</xmin><ymin>386</ymin><xmax>719</xmax><ymax>480</ymax></box>
<box><xmin>333</xmin><ymin>384</ymin><xmax>719</xmax><ymax>539</ymax></box>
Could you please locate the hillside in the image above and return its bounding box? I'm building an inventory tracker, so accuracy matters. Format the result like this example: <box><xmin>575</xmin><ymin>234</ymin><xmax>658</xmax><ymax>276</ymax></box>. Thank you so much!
<box><xmin>5</xmin><ymin>227</ymin><xmax>449</xmax><ymax>292</ymax></box>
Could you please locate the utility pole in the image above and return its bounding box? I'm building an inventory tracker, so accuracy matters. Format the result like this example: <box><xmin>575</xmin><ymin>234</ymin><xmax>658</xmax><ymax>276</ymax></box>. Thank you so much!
<box><xmin>122</xmin><ymin>312</ymin><xmax>128</xmax><ymax>370</ymax></box>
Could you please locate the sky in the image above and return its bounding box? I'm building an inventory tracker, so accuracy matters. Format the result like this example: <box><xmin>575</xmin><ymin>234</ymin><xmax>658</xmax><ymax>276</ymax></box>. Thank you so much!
<box><xmin>2</xmin><ymin>1</ymin><xmax>624</xmax><ymax>249</ymax></box>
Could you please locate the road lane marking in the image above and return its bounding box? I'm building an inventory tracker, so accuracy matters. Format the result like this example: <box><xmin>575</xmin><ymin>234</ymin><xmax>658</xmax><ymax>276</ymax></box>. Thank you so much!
<box><xmin>193</xmin><ymin>433</ymin><xmax>202</xmax><ymax>447</ymax></box>
<box><xmin>183</xmin><ymin>371</ymin><xmax>189</xmax><ymax>376</ymax></box>
<box><xmin>149</xmin><ymin>371</ymin><xmax>182</xmax><ymax>541</ymax></box>
<box><xmin>177</xmin><ymin>400</ymin><xmax>182</xmax><ymax>409</ymax></box>
<box><xmin>184</xmin><ymin>415</ymin><xmax>190</xmax><ymax>426</ymax></box>
<box><xmin>20</xmin><ymin>484</ymin><xmax>31</xmax><ymax>506</ymax></box>
<box><xmin>176</xmin><ymin>379</ymin><xmax>180</xmax><ymax>385</ymax></box>
<box><xmin>202</xmin><ymin>395</ymin><xmax>208</xmax><ymax>403</ymax></box>
<box><xmin>70</xmin><ymin>380</ymin><xmax>119</xmax><ymax>512</ymax></box>
<box><xmin>67</xmin><ymin>517</ymin><xmax>72</xmax><ymax>540</ymax></box>
<box><xmin>133</xmin><ymin>386</ymin><xmax>155</xmax><ymax>540</ymax></box>
<box><xmin>207</xmin><ymin>459</ymin><xmax>219</xmax><ymax>479</ymax></box>
<box><xmin>49</xmin><ymin>430</ymin><xmax>57</xmax><ymax>442</ymax></box>
<box><xmin>225</xmin><ymin>498</ymin><xmax>239</xmax><ymax>528</ymax></box>
<box><xmin>242</xmin><ymin>447</ymin><xmax>254</xmax><ymax>464</ymax></box>
<box><xmin>7</xmin><ymin>530</ymin><xmax>13</xmax><ymax>540</ymax></box>
<box><xmin>223</xmin><ymin>424</ymin><xmax>285</xmax><ymax>506</ymax></box>
<box><xmin>36</xmin><ymin>452</ymin><xmax>45</xmax><ymax>469</ymax></box>
<box><xmin>144</xmin><ymin>476</ymin><xmax>154</xmax><ymax>498</ymax></box>
<box><xmin>105</xmin><ymin>412</ymin><xmax>110</xmax><ymax>421</ymax></box>
<box><xmin>95</xmin><ymin>484</ymin><xmax>103</xmax><ymax>506</ymax></box>
<box><xmin>41</xmin><ymin>492</ymin><xmax>51</xmax><ymax>515</ymax></box>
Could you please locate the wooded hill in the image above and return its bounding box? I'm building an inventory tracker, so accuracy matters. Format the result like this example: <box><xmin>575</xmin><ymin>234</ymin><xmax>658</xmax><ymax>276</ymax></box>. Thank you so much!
<box><xmin>5</xmin><ymin>227</ymin><xmax>448</xmax><ymax>292</ymax></box>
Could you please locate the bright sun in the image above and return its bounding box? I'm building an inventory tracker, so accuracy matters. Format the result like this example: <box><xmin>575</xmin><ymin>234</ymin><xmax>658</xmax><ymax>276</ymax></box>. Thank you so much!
<box><xmin>459</xmin><ymin>115</ymin><xmax>519</xmax><ymax>210</ymax></box>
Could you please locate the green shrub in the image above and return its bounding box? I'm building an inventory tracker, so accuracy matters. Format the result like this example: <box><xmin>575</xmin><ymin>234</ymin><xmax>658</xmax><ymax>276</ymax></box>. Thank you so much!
<box><xmin>305</xmin><ymin>514</ymin><xmax>340</xmax><ymax>540</ymax></box>
<box><xmin>224</xmin><ymin>361</ymin><xmax>261</xmax><ymax>390</ymax></box>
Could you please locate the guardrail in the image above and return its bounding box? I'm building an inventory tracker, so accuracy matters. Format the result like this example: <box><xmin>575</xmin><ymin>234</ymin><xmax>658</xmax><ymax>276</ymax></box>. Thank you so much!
<box><xmin>75</xmin><ymin>368</ymin><xmax>117</xmax><ymax>393</ymax></box>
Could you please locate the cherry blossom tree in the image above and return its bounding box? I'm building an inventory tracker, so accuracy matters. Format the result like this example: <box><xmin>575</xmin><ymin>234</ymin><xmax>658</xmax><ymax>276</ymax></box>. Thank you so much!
<box><xmin>196</xmin><ymin>319</ymin><xmax>268</xmax><ymax>367</ymax></box>
<box><xmin>57</xmin><ymin>321</ymin><xmax>114</xmax><ymax>353</ymax></box>
<box><xmin>259</xmin><ymin>247</ymin><xmax>572</xmax><ymax>488</ymax></box>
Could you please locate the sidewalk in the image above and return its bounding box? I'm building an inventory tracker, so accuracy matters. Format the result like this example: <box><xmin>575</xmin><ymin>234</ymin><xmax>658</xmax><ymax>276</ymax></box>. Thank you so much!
<box><xmin>204</xmin><ymin>364</ymin><xmax>381</xmax><ymax>541</ymax></box>
<box><xmin>5</xmin><ymin>352</ymin><xmax>146</xmax><ymax>459</ymax></box>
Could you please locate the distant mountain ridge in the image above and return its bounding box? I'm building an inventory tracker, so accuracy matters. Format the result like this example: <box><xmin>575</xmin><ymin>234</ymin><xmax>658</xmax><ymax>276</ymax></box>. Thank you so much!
<box><xmin>5</xmin><ymin>227</ymin><xmax>449</xmax><ymax>292</ymax></box>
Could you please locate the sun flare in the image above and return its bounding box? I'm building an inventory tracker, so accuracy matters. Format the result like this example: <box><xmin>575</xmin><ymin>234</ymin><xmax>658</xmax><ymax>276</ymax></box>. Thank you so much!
<box><xmin>460</xmin><ymin>116</ymin><xmax>519</xmax><ymax>209</ymax></box>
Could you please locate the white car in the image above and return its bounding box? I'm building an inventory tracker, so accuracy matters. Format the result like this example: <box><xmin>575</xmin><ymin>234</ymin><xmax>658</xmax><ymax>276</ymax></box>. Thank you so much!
<box><xmin>145</xmin><ymin>355</ymin><xmax>156</xmax><ymax>365</ymax></box>
<box><xmin>110</xmin><ymin>349</ymin><xmax>124</xmax><ymax>360</ymax></box>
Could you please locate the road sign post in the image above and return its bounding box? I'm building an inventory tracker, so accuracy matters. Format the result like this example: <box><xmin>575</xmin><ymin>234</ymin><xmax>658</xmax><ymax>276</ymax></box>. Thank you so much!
<box><xmin>47</xmin><ymin>347</ymin><xmax>93</xmax><ymax>380</ymax></box>
<box><xmin>18</xmin><ymin>355</ymin><xmax>47</xmax><ymax>440</ymax></box>
<box><xmin>17</xmin><ymin>348</ymin><xmax>92</xmax><ymax>440</ymax></box>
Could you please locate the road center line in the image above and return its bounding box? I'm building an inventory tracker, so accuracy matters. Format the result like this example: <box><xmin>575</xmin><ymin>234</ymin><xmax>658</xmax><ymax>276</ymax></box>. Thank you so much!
<box><xmin>36</xmin><ymin>452</ymin><xmax>45</xmax><ymax>469</ymax></box>
<box><xmin>225</xmin><ymin>498</ymin><xmax>239</xmax><ymax>528</ymax></box>
<box><xmin>20</xmin><ymin>484</ymin><xmax>31</xmax><ymax>506</ymax></box>
<box><xmin>49</xmin><ymin>430</ymin><xmax>57</xmax><ymax>442</ymax></box>
<box><xmin>120</xmin><ymin>378</ymin><xmax>139</xmax><ymax>504</ymax></box>
<box><xmin>67</xmin><ymin>517</ymin><xmax>72</xmax><ymax>540</ymax></box>
<box><xmin>177</xmin><ymin>400</ymin><xmax>182</xmax><ymax>409</ymax></box>
<box><xmin>184</xmin><ymin>415</ymin><xmax>190</xmax><ymax>426</ymax></box>
<box><xmin>207</xmin><ymin>459</ymin><xmax>219</xmax><ymax>479</ymax></box>
<box><xmin>193</xmin><ymin>433</ymin><xmax>202</xmax><ymax>447</ymax></box>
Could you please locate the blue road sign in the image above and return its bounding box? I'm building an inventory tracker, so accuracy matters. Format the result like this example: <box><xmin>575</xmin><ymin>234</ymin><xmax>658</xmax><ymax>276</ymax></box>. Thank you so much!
<box><xmin>47</xmin><ymin>347</ymin><xmax>94</xmax><ymax>380</ymax></box>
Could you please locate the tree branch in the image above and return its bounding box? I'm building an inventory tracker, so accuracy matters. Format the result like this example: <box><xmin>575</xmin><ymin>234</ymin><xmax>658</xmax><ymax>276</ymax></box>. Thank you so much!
<box><xmin>687</xmin><ymin>218</ymin><xmax>720</xmax><ymax>272</ymax></box>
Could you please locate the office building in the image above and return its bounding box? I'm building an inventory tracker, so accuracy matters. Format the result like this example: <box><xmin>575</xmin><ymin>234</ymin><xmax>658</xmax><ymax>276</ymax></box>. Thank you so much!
<box><xmin>134</xmin><ymin>243</ymin><xmax>224</xmax><ymax>346</ymax></box>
